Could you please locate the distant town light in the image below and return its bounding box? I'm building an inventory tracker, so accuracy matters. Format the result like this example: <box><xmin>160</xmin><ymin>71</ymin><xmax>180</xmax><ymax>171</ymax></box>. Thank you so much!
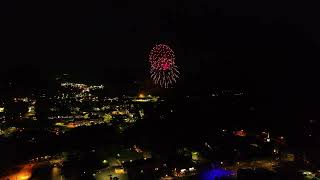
<box><xmin>138</xmin><ymin>93</ymin><xmax>145</xmax><ymax>98</ymax></box>
<box><xmin>189</xmin><ymin>167</ymin><xmax>195</xmax><ymax>171</ymax></box>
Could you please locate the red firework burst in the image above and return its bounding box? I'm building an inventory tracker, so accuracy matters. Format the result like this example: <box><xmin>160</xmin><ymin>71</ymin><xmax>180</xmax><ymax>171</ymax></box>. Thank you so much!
<box><xmin>148</xmin><ymin>44</ymin><xmax>179</xmax><ymax>88</ymax></box>
<box><xmin>149</xmin><ymin>44</ymin><xmax>175</xmax><ymax>66</ymax></box>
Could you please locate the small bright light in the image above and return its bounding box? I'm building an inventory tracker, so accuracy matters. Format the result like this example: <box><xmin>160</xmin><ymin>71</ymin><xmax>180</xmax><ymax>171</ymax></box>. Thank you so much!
<box><xmin>189</xmin><ymin>167</ymin><xmax>195</xmax><ymax>171</ymax></box>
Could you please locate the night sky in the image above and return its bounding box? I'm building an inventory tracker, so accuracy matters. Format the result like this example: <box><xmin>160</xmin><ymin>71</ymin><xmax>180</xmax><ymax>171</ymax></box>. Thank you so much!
<box><xmin>1</xmin><ymin>1</ymin><xmax>320</xmax><ymax>120</ymax></box>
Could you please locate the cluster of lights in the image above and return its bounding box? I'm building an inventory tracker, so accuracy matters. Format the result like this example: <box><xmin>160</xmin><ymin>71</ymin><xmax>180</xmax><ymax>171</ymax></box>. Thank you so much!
<box><xmin>13</xmin><ymin>97</ymin><xmax>30</xmax><ymax>102</ymax></box>
<box><xmin>149</xmin><ymin>44</ymin><xmax>180</xmax><ymax>88</ymax></box>
<box><xmin>57</xmin><ymin>82</ymin><xmax>104</xmax><ymax>103</ymax></box>
<box><xmin>61</xmin><ymin>82</ymin><xmax>104</xmax><ymax>92</ymax></box>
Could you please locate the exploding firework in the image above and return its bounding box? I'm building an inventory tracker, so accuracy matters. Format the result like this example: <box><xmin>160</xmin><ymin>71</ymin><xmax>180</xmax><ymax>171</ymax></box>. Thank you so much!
<box><xmin>149</xmin><ymin>44</ymin><xmax>179</xmax><ymax>88</ymax></box>
<box><xmin>149</xmin><ymin>44</ymin><xmax>175</xmax><ymax>64</ymax></box>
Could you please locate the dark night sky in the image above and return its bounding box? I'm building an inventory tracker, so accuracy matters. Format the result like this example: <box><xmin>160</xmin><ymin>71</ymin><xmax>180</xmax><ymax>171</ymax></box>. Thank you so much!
<box><xmin>1</xmin><ymin>1</ymin><xmax>320</xmax><ymax>119</ymax></box>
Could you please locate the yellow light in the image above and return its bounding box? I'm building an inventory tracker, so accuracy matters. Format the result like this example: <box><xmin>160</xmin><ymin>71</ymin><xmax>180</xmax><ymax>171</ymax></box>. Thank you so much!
<box><xmin>55</xmin><ymin>122</ymin><xmax>65</xmax><ymax>126</ymax></box>
<box><xmin>138</xmin><ymin>93</ymin><xmax>145</xmax><ymax>98</ymax></box>
<box><xmin>115</xmin><ymin>168</ymin><xmax>125</xmax><ymax>174</ymax></box>
<box><xmin>18</xmin><ymin>175</ymin><xmax>31</xmax><ymax>180</ymax></box>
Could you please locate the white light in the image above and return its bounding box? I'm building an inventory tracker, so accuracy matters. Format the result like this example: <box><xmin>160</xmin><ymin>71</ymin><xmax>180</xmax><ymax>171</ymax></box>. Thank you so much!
<box><xmin>189</xmin><ymin>167</ymin><xmax>195</xmax><ymax>171</ymax></box>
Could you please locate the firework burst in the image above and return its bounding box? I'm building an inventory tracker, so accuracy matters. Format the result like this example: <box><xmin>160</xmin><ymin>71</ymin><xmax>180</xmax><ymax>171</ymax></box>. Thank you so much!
<box><xmin>149</xmin><ymin>44</ymin><xmax>179</xmax><ymax>88</ymax></box>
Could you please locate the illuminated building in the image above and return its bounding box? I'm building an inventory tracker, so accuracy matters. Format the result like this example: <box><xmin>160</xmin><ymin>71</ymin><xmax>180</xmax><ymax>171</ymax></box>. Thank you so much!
<box><xmin>115</xmin><ymin>167</ymin><xmax>125</xmax><ymax>174</ymax></box>
<box><xmin>191</xmin><ymin>152</ymin><xmax>200</xmax><ymax>161</ymax></box>
<box><xmin>138</xmin><ymin>93</ymin><xmax>145</xmax><ymax>98</ymax></box>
